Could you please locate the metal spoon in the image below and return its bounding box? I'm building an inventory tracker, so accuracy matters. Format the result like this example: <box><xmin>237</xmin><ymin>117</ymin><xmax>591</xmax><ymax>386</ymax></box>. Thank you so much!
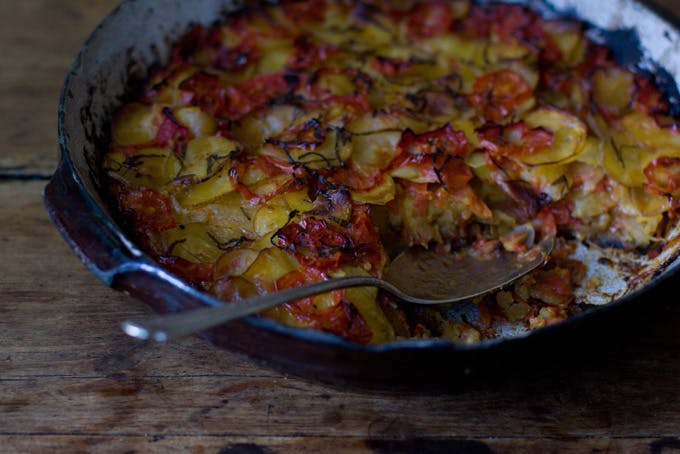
<box><xmin>122</xmin><ymin>236</ymin><xmax>554</xmax><ymax>342</ymax></box>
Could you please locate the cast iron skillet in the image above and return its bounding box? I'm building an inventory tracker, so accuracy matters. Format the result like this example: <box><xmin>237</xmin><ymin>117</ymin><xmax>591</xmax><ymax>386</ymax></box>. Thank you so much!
<box><xmin>44</xmin><ymin>0</ymin><xmax>680</xmax><ymax>386</ymax></box>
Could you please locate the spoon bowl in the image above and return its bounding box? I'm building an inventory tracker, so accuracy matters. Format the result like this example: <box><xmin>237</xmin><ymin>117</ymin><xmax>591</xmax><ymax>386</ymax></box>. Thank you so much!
<box><xmin>122</xmin><ymin>237</ymin><xmax>554</xmax><ymax>342</ymax></box>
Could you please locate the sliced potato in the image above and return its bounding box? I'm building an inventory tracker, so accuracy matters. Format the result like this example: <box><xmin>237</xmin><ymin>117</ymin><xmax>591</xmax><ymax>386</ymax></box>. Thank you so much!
<box><xmin>233</xmin><ymin>104</ymin><xmax>301</xmax><ymax>148</ymax></box>
<box><xmin>622</xmin><ymin>111</ymin><xmax>680</xmax><ymax>152</ymax></box>
<box><xmin>389</xmin><ymin>165</ymin><xmax>429</xmax><ymax>183</ymax></box>
<box><xmin>519</xmin><ymin>108</ymin><xmax>587</xmax><ymax>165</ymax></box>
<box><xmin>249</xmin><ymin>173</ymin><xmax>294</xmax><ymax>198</ymax></box>
<box><xmin>336</xmin><ymin>266</ymin><xmax>395</xmax><ymax>344</ymax></box>
<box><xmin>104</xmin><ymin>148</ymin><xmax>181</xmax><ymax>188</ymax></box>
<box><xmin>284</xmin><ymin>190</ymin><xmax>315</xmax><ymax>213</ymax></box>
<box><xmin>542</xmin><ymin>21</ymin><xmax>586</xmax><ymax>66</ymax></box>
<box><xmin>520</xmin><ymin>163</ymin><xmax>570</xmax><ymax>201</ymax></box>
<box><xmin>175</xmin><ymin>107</ymin><xmax>217</xmax><ymax>138</ymax></box>
<box><xmin>570</xmin><ymin>187</ymin><xmax>616</xmax><ymax>219</ymax></box>
<box><xmin>257</xmin><ymin>38</ymin><xmax>293</xmax><ymax>74</ymax></box>
<box><xmin>112</xmin><ymin>103</ymin><xmax>160</xmax><ymax>146</ymax></box>
<box><xmin>602</xmin><ymin>138</ymin><xmax>646</xmax><ymax>187</ymax></box>
<box><xmin>215</xmin><ymin>248</ymin><xmax>261</xmax><ymax>279</ymax></box>
<box><xmin>161</xmin><ymin>222</ymin><xmax>224</xmax><ymax>263</ymax></box>
<box><xmin>180</xmin><ymin>136</ymin><xmax>238</xmax><ymax>180</ymax></box>
<box><xmin>577</xmin><ymin>136</ymin><xmax>603</xmax><ymax>166</ymax></box>
<box><xmin>242</xmin><ymin>247</ymin><xmax>300</xmax><ymax>285</ymax></box>
<box><xmin>465</xmin><ymin>151</ymin><xmax>491</xmax><ymax>181</ymax></box>
<box><xmin>287</xmin><ymin>127</ymin><xmax>353</xmax><ymax>169</ymax></box>
<box><xmin>178</xmin><ymin>166</ymin><xmax>236</xmax><ymax>206</ymax></box>
<box><xmin>350</xmin><ymin>130</ymin><xmax>402</xmax><ymax>170</ymax></box>
<box><xmin>421</xmin><ymin>35</ymin><xmax>486</xmax><ymax>67</ymax></box>
<box><xmin>253</xmin><ymin>204</ymin><xmax>292</xmax><ymax>237</ymax></box>
<box><xmin>352</xmin><ymin>174</ymin><xmax>396</xmax><ymax>205</ymax></box>
<box><xmin>592</xmin><ymin>67</ymin><xmax>634</xmax><ymax>115</ymax></box>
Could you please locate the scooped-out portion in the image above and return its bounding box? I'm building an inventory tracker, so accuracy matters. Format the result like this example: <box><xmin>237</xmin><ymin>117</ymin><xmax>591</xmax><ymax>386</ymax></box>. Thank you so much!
<box><xmin>102</xmin><ymin>0</ymin><xmax>680</xmax><ymax>344</ymax></box>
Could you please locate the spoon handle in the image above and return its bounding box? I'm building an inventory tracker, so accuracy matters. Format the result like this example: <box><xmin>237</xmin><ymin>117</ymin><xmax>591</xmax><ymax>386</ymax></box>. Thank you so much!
<box><xmin>122</xmin><ymin>275</ymin><xmax>384</xmax><ymax>342</ymax></box>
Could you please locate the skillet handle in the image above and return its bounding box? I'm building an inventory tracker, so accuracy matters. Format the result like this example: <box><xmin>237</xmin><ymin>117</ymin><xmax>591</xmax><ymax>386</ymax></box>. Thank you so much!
<box><xmin>43</xmin><ymin>158</ymin><xmax>141</xmax><ymax>285</ymax></box>
<box><xmin>43</xmin><ymin>158</ymin><xmax>229</xmax><ymax>317</ymax></box>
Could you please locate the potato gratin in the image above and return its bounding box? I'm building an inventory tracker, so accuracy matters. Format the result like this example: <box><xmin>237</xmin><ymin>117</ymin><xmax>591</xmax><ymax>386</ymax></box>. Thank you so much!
<box><xmin>103</xmin><ymin>0</ymin><xmax>680</xmax><ymax>344</ymax></box>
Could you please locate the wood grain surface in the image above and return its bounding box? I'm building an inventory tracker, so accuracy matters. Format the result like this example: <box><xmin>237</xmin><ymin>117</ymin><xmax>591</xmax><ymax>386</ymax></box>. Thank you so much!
<box><xmin>2</xmin><ymin>0</ymin><xmax>680</xmax><ymax>452</ymax></box>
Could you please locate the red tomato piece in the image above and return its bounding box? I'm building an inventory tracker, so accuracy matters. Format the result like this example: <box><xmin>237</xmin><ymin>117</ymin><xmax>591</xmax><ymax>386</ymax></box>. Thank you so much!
<box><xmin>118</xmin><ymin>188</ymin><xmax>176</xmax><ymax>232</ymax></box>
<box><xmin>346</xmin><ymin>205</ymin><xmax>387</xmax><ymax>274</ymax></box>
<box><xmin>464</xmin><ymin>4</ymin><xmax>533</xmax><ymax>40</ymax></box>
<box><xmin>470</xmin><ymin>70</ymin><xmax>532</xmax><ymax>121</ymax></box>
<box><xmin>436</xmin><ymin>156</ymin><xmax>473</xmax><ymax>191</ymax></box>
<box><xmin>371</xmin><ymin>56</ymin><xmax>413</xmax><ymax>77</ymax></box>
<box><xmin>281</xmin><ymin>0</ymin><xmax>327</xmax><ymax>24</ymax></box>
<box><xmin>634</xmin><ymin>75</ymin><xmax>670</xmax><ymax>116</ymax></box>
<box><xmin>390</xmin><ymin>124</ymin><xmax>471</xmax><ymax>189</ymax></box>
<box><xmin>398</xmin><ymin>124</ymin><xmax>468</xmax><ymax>157</ymax></box>
<box><xmin>154</xmin><ymin>107</ymin><xmax>189</xmax><ymax>149</ymax></box>
<box><xmin>275</xmin><ymin>216</ymin><xmax>353</xmax><ymax>269</ymax></box>
<box><xmin>224</xmin><ymin>72</ymin><xmax>299</xmax><ymax>119</ymax></box>
<box><xmin>407</xmin><ymin>1</ymin><xmax>453</xmax><ymax>37</ymax></box>
<box><xmin>179</xmin><ymin>71</ymin><xmax>227</xmax><ymax>115</ymax></box>
<box><xmin>275</xmin><ymin>267</ymin><xmax>372</xmax><ymax>342</ymax></box>
<box><xmin>477</xmin><ymin>121</ymin><xmax>553</xmax><ymax>157</ymax></box>
<box><xmin>287</xmin><ymin>36</ymin><xmax>335</xmax><ymax>71</ymax></box>
<box><xmin>158</xmin><ymin>256</ymin><xmax>214</xmax><ymax>288</ymax></box>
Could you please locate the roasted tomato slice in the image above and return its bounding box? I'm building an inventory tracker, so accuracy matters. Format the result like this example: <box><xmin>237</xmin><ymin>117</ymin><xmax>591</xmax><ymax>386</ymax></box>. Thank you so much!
<box><xmin>390</xmin><ymin>124</ymin><xmax>472</xmax><ymax>188</ymax></box>
<box><xmin>179</xmin><ymin>71</ymin><xmax>227</xmax><ymax>115</ymax></box>
<box><xmin>464</xmin><ymin>4</ymin><xmax>536</xmax><ymax>42</ymax></box>
<box><xmin>287</xmin><ymin>36</ymin><xmax>335</xmax><ymax>71</ymax></box>
<box><xmin>158</xmin><ymin>256</ymin><xmax>214</xmax><ymax>288</ymax></box>
<box><xmin>274</xmin><ymin>216</ymin><xmax>354</xmax><ymax>269</ymax></box>
<box><xmin>398</xmin><ymin>124</ymin><xmax>469</xmax><ymax>157</ymax></box>
<box><xmin>118</xmin><ymin>188</ymin><xmax>176</xmax><ymax>232</ymax></box>
<box><xmin>225</xmin><ymin>72</ymin><xmax>300</xmax><ymax>120</ymax></box>
<box><xmin>477</xmin><ymin>121</ymin><xmax>553</xmax><ymax>158</ymax></box>
<box><xmin>406</xmin><ymin>1</ymin><xmax>453</xmax><ymax>37</ymax></box>
<box><xmin>470</xmin><ymin>70</ymin><xmax>532</xmax><ymax>122</ymax></box>
<box><xmin>154</xmin><ymin>107</ymin><xmax>189</xmax><ymax>150</ymax></box>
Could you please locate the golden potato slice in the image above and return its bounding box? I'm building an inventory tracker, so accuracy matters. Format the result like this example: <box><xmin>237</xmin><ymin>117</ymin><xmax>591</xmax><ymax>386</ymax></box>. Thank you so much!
<box><xmin>233</xmin><ymin>105</ymin><xmax>301</xmax><ymax>148</ymax></box>
<box><xmin>161</xmin><ymin>222</ymin><xmax>224</xmax><ymax>263</ymax></box>
<box><xmin>352</xmin><ymin>174</ymin><xmax>396</xmax><ymax>205</ymax></box>
<box><xmin>592</xmin><ymin>67</ymin><xmax>634</xmax><ymax>115</ymax></box>
<box><xmin>253</xmin><ymin>204</ymin><xmax>292</xmax><ymax>237</ymax></box>
<box><xmin>215</xmin><ymin>248</ymin><xmax>261</xmax><ymax>279</ymax></box>
<box><xmin>622</xmin><ymin>112</ymin><xmax>680</xmax><ymax>152</ymax></box>
<box><xmin>178</xmin><ymin>166</ymin><xmax>236</xmax><ymax>206</ymax></box>
<box><xmin>242</xmin><ymin>247</ymin><xmax>300</xmax><ymax>285</ymax></box>
<box><xmin>175</xmin><ymin>107</ymin><xmax>217</xmax><ymax>138</ymax></box>
<box><xmin>283</xmin><ymin>190</ymin><xmax>315</xmax><ymax>213</ymax></box>
<box><xmin>179</xmin><ymin>136</ymin><xmax>238</xmax><ymax>180</ymax></box>
<box><xmin>602</xmin><ymin>139</ymin><xmax>646</xmax><ymax>187</ymax></box>
<box><xmin>104</xmin><ymin>148</ymin><xmax>181</xmax><ymax>189</ymax></box>
<box><xmin>519</xmin><ymin>108</ymin><xmax>587</xmax><ymax>165</ymax></box>
<box><xmin>112</xmin><ymin>103</ymin><xmax>160</xmax><ymax>146</ymax></box>
<box><xmin>350</xmin><ymin>130</ymin><xmax>402</xmax><ymax>170</ymax></box>
<box><xmin>257</xmin><ymin>38</ymin><xmax>293</xmax><ymax>74</ymax></box>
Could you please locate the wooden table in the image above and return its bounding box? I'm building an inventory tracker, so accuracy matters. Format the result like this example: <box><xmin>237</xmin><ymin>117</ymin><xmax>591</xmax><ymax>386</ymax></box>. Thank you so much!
<box><xmin>2</xmin><ymin>1</ymin><xmax>680</xmax><ymax>452</ymax></box>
